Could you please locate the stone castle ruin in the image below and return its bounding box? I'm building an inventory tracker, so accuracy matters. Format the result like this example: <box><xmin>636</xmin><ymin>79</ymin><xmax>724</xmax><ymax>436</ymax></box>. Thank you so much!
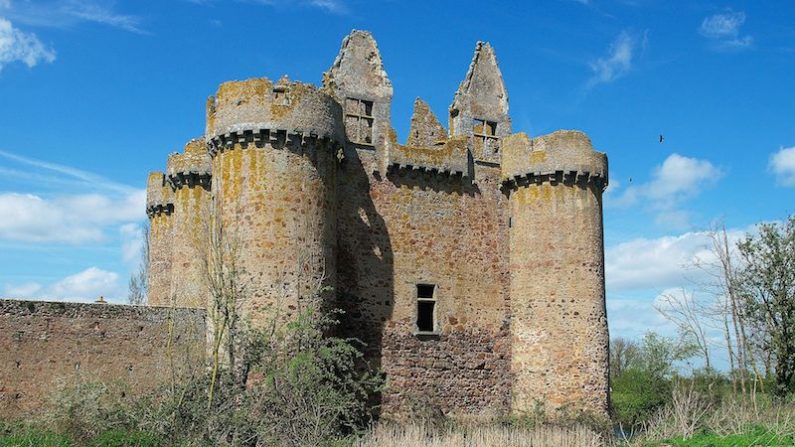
<box><xmin>1</xmin><ymin>30</ymin><xmax>609</xmax><ymax>420</ymax></box>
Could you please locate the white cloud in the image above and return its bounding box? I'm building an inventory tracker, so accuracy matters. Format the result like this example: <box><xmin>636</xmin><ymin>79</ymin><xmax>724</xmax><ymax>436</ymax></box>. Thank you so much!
<box><xmin>770</xmin><ymin>146</ymin><xmax>795</xmax><ymax>186</ymax></box>
<box><xmin>2</xmin><ymin>267</ymin><xmax>123</xmax><ymax>302</ymax></box>
<box><xmin>0</xmin><ymin>191</ymin><xmax>145</xmax><ymax>244</ymax></box>
<box><xmin>588</xmin><ymin>31</ymin><xmax>636</xmax><ymax>86</ymax></box>
<box><xmin>2</xmin><ymin>281</ymin><xmax>42</xmax><ymax>297</ymax></box>
<box><xmin>608</xmin><ymin>296</ymin><xmax>673</xmax><ymax>338</ymax></box>
<box><xmin>0</xmin><ymin>17</ymin><xmax>55</xmax><ymax>71</ymax></box>
<box><xmin>699</xmin><ymin>11</ymin><xmax>753</xmax><ymax>50</ymax></box>
<box><xmin>2</xmin><ymin>0</ymin><xmax>144</xmax><ymax>34</ymax></box>
<box><xmin>609</xmin><ymin>153</ymin><xmax>722</xmax><ymax>229</ymax></box>
<box><xmin>606</xmin><ymin>227</ymin><xmax>747</xmax><ymax>292</ymax></box>
<box><xmin>48</xmin><ymin>267</ymin><xmax>120</xmax><ymax>301</ymax></box>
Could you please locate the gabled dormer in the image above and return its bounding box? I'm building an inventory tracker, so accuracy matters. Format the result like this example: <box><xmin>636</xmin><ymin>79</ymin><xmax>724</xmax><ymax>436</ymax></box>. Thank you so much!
<box><xmin>449</xmin><ymin>42</ymin><xmax>511</xmax><ymax>164</ymax></box>
<box><xmin>323</xmin><ymin>30</ymin><xmax>393</xmax><ymax>152</ymax></box>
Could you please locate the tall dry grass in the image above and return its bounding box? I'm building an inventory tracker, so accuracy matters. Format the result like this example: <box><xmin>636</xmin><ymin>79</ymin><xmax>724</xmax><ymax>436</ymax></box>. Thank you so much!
<box><xmin>356</xmin><ymin>423</ymin><xmax>603</xmax><ymax>447</ymax></box>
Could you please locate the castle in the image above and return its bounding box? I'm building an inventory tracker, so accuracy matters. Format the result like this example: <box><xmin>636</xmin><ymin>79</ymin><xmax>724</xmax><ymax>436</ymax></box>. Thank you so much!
<box><xmin>145</xmin><ymin>30</ymin><xmax>610</xmax><ymax>418</ymax></box>
<box><xmin>0</xmin><ymin>30</ymin><xmax>609</xmax><ymax>420</ymax></box>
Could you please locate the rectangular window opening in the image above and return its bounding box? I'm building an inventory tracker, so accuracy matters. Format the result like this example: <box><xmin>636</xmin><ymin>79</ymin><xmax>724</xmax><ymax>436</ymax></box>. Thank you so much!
<box><xmin>344</xmin><ymin>97</ymin><xmax>375</xmax><ymax>145</ymax></box>
<box><xmin>417</xmin><ymin>300</ymin><xmax>435</xmax><ymax>333</ymax></box>
<box><xmin>416</xmin><ymin>284</ymin><xmax>436</xmax><ymax>333</ymax></box>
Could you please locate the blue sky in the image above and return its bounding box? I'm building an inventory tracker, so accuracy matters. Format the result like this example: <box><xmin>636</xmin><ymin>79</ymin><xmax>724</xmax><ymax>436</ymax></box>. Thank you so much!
<box><xmin>0</xmin><ymin>0</ymin><xmax>793</xmax><ymax>366</ymax></box>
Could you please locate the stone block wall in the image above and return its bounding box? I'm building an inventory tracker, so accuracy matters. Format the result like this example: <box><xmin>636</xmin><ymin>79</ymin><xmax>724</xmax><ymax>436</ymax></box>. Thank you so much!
<box><xmin>0</xmin><ymin>300</ymin><xmax>206</xmax><ymax>419</ymax></box>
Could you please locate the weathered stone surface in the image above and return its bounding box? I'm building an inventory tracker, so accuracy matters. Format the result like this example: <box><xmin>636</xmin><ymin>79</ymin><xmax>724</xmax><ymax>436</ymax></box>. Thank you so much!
<box><xmin>407</xmin><ymin>98</ymin><xmax>447</xmax><ymax>148</ymax></box>
<box><xmin>167</xmin><ymin>139</ymin><xmax>212</xmax><ymax>309</ymax></box>
<box><xmin>0</xmin><ymin>300</ymin><xmax>205</xmax><ymax>419</ymax></box>
<box><xmin>146</xmin><ymin>172</ymin><xmax>174</xmax><ymax>307</ymax></box>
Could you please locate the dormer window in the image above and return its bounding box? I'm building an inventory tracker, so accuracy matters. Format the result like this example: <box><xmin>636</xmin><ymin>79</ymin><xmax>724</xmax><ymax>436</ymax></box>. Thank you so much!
<box><xmin>344</xmin><ymin>97</ymin><xmax>374</xmax><ymax>145</ymax></box>
<box><xmin>473</xmin><ymin>118</ymin><xmax>500</xmax><ymax>154</ymax></box>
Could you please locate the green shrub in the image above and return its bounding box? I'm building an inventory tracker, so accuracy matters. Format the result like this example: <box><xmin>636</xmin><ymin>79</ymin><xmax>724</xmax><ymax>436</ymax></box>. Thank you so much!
<box><xmin>611</xmin><ymin>368</ymin><xmax>672</xmax><ymax>430</ymax></box>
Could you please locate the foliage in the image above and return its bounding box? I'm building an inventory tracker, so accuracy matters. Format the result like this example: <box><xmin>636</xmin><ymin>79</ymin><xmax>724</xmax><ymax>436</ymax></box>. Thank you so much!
<box><xmin>44</xmin><ymin>380</ymin><xmax>134</xmax><ymax>442</ymax></box>
<box><xmin>0</xmin><ymin>428</ymin><xmax>75</xmax><ymax>447</ymax></box>
<box><xmin>610</xmin><ymin>332</ymin><xmax>698</xmax><ymax>430</ymax></box>
<box><xmin>653</xmin><ymin>428</ymin><xmax>794</xmax><ymax>447</ymax></box>
<box><xmin>244</xmin><ymin>306</ymin><xmax>383</xmax><ymax>446</ymax></box>
<box><xmin>736</xmin><ymin>215</ymin><xmax>795</xmax><ymax>398</ymax></box>
<box><xmin>34</xmin><ymin>302</ymin><xmax>381</xmax><ymax>447</ymax></box>
<box><xmin>611</xmin><ymin>368</ymin><xmax>672</xmax><ymax>429</ymax></box>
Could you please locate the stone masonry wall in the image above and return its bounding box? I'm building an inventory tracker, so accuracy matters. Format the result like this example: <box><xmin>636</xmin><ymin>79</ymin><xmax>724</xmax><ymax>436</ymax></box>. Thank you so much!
<box><xmin>336</xmin><ymin>142</ymin><xmax>512</xmax><ymax>417</ymax></box>
<box><xmin>0</xmin><ymin>300</ymin><xmax>206</xmax><ymax>419</ymax></box>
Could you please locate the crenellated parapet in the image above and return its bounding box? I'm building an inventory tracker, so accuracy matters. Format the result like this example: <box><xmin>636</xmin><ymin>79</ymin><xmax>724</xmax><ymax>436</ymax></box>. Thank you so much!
<box><xmin>146</xmin><ymin>172</ymin><xmax>174</xmax><ymax>217</ymax></box>
<box><xmin>205</xmin><ymin>77</ymin><xmax>344</xmax><ymax>155</ymax></box>
<box><xmin>501</xmin><ymin>130</ymin><xmax>608</xmax><ymax>189</ymax></box>
<box><xmin>166</xmin><ymin>138</ymin><xmax>212</xmax><ymax>189</ymax></box>
<box><xmin>387</xmin><ymin>98</ymin><xmax>469</xmax><ymax>177</ymax></box>
<box><xmin>388</xmin><ymin>133</ymin><xmax>470</xmax><ymax>178</ymax></box>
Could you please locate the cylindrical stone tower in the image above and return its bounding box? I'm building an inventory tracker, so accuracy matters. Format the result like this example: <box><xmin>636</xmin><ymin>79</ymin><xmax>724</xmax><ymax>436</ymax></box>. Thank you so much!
<box><xmin>205</xmin><ymin>77</ymin><xmax>343</xmax><ymax>326</ymax></box>
<box><xmin>146</xmin><ymin>172</ymin><xmax>175</xmax><ymax>307</ymax></box>
<box><xmin>166</xmin><ymin>138</ymin><xmax>212</xmax><ymax>308</ymax></box>
<box><xmin>502</xmin><ymin>130</ymin><xmax>610</xmax><ymax>419</ymax></box>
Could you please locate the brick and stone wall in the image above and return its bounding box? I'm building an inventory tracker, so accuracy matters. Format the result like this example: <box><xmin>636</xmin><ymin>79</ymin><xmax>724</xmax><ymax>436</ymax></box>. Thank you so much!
<box><xmin>0</xmin><ymin>300</ymin><xmax>206</xmax><ymax>419</ymax></box>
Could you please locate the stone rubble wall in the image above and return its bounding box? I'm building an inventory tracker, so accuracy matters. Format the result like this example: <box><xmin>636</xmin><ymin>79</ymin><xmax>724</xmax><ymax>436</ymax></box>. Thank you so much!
<box><xmin>0</xmin><ymin>300</ymin><xmax>206</xmax><ymax>419</ymax></box>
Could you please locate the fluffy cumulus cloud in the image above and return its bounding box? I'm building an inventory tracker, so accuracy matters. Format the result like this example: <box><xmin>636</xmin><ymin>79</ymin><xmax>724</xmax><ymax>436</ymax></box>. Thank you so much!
<box><xmin>770</xmin><ymin>146</ymin><xmax>795</xmax><ymax>186</ymax></box>
<box><xmin>0</xmin><ymin>17</ymin><xmax>55</xmax><ymax>71</ymax></box>
<box><xmin>0</xmin><ymin>190</ymin><xmax>145</xmax><ymax>243</ymax></box>
<box><xmin>2</xmin><ymin>267</ymin><xmax>123</xmax><ymax>302</ymax></box>
<box><xmin>609</xmin><ymin>153</ymin><xmax>722</xmax><ymax>228</ymax></box>
<box><xmin>605</xmin><ymin>226</ymin><xmax>747</xmax><ymax>292</ymax></box>
<box><xmin>699</xmin><ymin>10</ymin><xmax>753</xmax><ymax>50</ymax></box>
<box><xmin>588</xmin><ymin>30</ymin><xmax>640</xmax><ymax>86</ymax></box>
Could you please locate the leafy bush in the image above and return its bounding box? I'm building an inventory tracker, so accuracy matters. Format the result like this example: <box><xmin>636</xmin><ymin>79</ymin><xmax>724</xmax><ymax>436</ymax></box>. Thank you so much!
<box><xmin>611</xmin><ymin>368</ymin><xmax>672</xmax><ymax>430</ymax></box>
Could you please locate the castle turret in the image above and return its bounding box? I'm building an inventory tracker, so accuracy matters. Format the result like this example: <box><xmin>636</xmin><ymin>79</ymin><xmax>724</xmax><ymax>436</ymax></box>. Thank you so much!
<box><xmin>146</xmin><ymin>172</ymin><xmax>174</xmax><ymax>306</ymax></box>
<box><xmin>503</xmin><ymin>130</ymin><xmax>609</xmax><ymax>419</ymax></box>
<box><xmin>450</xmin><ymin>42</ymin><xmax>511</xmax><ymax>165</ymax></box>
<box><xmin>166</xmin><ymin>138</ymin><xmax>212</xmax><ymax>308</ymax></box>
<box><xmin>206</xmin><ymin>76</ymin><xmax>342</xmax><ymax>326</ymax></box>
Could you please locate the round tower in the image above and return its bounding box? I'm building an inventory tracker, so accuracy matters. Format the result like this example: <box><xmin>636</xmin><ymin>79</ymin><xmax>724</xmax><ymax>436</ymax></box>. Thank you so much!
<box><xmin>166</xmin><ymin>138</ymin><xmax>212</xmax><ymax>308</ymax></box>
<box><xmin>146</xmin><ymin>172</ymin><xmax>175</xmax><ymax>306</ymax></box>
<box><xmin>502</xmin><ymin>130</ymin><xmax>609</xmax><ymax>419</ymax></box>
<box><xmin>205</xmin><ymin>76</ymin><xmax>343</xmax><ymax>326</ymax></box>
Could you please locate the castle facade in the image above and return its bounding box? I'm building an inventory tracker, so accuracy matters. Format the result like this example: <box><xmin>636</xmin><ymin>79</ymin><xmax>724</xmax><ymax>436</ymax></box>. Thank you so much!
<box><xmin>146</xmin><ymin>30</ymin><xmax>610</xmax><ymax>419</ymax></box>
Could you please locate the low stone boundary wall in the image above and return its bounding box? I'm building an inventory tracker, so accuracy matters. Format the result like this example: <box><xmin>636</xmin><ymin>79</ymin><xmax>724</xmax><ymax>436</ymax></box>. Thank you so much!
<box><xmin>0</xmin><ymin>299</ymin><xmax>206</xmax><ymax>419</ymax></box>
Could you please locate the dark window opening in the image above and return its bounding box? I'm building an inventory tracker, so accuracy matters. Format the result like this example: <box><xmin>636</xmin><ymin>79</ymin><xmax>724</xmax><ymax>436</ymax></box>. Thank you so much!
<box><xmin>417</xmin><ymin>300</ymin><xmax>435</xmax><ymax>332</ymax></box>
<box><xmin>417</xmin><ymin>283</ymin><xmax>435</xmax><ymax>299</ymax></box>
<box><xmin>416</xmin><ymin>284</ymin><xmax>436</xmax><ymax>333</ymax></box>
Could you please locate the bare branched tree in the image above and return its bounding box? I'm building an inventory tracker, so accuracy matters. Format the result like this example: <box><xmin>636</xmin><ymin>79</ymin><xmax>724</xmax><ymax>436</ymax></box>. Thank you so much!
<box><xmin>655</xmin><ymin>289</ymin><xmax>712</xmax><ymax>370</ymax></box>
<box><xmin>128</xmin><ymin>222</ymin><xmax>150</xmax><ymax>306</ymax></box>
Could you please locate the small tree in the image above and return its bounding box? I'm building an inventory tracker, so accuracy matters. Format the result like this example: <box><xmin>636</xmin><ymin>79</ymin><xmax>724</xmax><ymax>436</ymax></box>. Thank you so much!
<box><xmin>736</xmin><ymin>215</ymin><xmax>795</xmax><ymax>398</ymax></box>
<box><xmin>127</xmin><ymin>223</ymin><xmax>149</xmax><ymax>306</ymax></box>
